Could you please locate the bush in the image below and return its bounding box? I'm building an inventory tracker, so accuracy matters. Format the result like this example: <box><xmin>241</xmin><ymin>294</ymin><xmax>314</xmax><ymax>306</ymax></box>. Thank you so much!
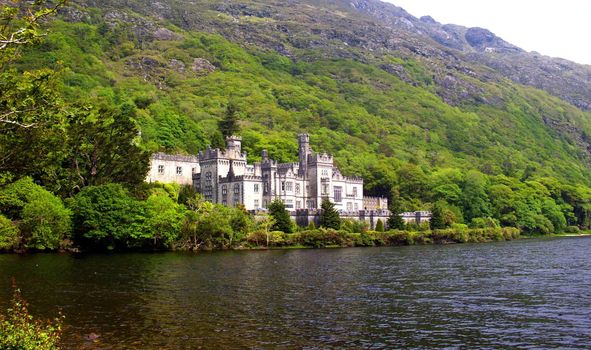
<box><xmin>0</xmin><ymin>284</ymin><xmax>64</xmax><ymax>350</ymax></box>
<box><xmin>0</xmin><ymin>178</ymin><xmax>71</xmax><ymax>250</ymax></box>
<box><xmin>0</xmin><ymin>215</ymin><xmax>19</xmax><ymax>251</ymax></box>
<box><xmin>289</xmin><ymin>229</ymin><xmax>354</xmax><ymax>248</ymax></box>
<box><xmin>341</xmin><ymin>218</ymin><xmax>368</xmax><ymax>233</ymax></box>
<box><xmin>20</xmin><ymin>193</ymin><xmax>72</xmax><ymax>250</ymax></box>
<box><xmin>469</xmin><ymin>217</ymin><xmax>500</xmax><ymax>229</ymax></box>
<box><xmin>374</xmin><ymin>219</ymin><xmax>385</xmax><ymax>232</ymax></box>
<box><xmin>181</xmin><ymin>200</ymin><xmax>254</xmax><ymax>250</ymax></box>
<box><xmin>70</xmin><ymin>183</ymin><xmax>146</xmax><ymax>250</ymax></box>
<box><xmin>564</xmin><ymin>225</ymin><xmax>580</xmax><ymax>234</ymax></box>
<box><xmin>246</xmin><ymin>231</ymin><xmax>286</xmax><ymax>247</ymax></box>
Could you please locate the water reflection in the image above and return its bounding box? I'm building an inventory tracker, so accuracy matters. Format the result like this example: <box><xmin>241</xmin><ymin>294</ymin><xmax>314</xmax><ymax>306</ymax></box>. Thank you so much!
<box><xmin>1</xmin><ymin>238</ymin><xmax>591</xmax><ymax>349</ymax></box>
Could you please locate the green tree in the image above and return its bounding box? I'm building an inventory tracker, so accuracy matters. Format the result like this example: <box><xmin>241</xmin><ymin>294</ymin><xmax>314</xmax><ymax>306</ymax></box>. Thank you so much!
<box><xmin>218</xmin><ymin>101</ymin><xmax>240</xmax><ymax>137</ymax></box>
<box><xmin>0</xmin><ymin>0</ymin><xmax>68</xmax><ymax>184</ymax></box>
<box><xmin>142</xmin><ymin>188</ymin><xmax>185</xmax><ymax>248</ymax></box>
<box><xmin>255</xmin><ymin>213</ymin><xmax>276</xmax><ymax>247</ymax></box>
<box><xmin>181</xmin><ymin>201</ymin><xmax>240</xmax><ymax>249</ymax></box>
<box><xmin>63</xmin><ymin>105</ymin><xmax>150</xmax><ymax>195</ymax></box>
<box><xmin>70</xmin><ymin>183</ymin><xmax>146</xmax><ymax>249</ymax></box>
<box><xmin>320</xmin><ymin>198</ymin><xmax>341</xmax><ymax>230</ymax></box>
<box><xmin>387</xmin><ymin>190</ymin><xmax>405</xmax><ymax>230</ymax></box>
<box><xmin>0</xmin><ymin>177</ymin><xmax>70</xmax><ymax>250</ymax></box>
<box><xmin>461</xmin><ymin>170</ymin><xmax>492</xmax><ymax>221</ymax></box>
<box><xmin>430</xmin><ymin>201</ymin><xmax>447</xmax><ymax>229</ymax></box>
<box><xmin>268</xmin><ymin>199</ymin><xmax>292</xmax><ymax>233</ymax></box>
<box><xmin>374</xmin><ymin>218</ymin><xmax>385</xmax><ymax>232</ymax></box>
<box><xmin>20</xmin><ymin>191</ymin><xmax>72</xmax><ymax>250</ymax></box>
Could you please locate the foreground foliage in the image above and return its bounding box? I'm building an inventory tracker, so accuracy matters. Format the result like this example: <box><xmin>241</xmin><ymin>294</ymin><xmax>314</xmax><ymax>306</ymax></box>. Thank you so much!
<box><xmin>0</xmin><ymin>283</ymin><xmax>63</xmax><ymax>350</ymax></box>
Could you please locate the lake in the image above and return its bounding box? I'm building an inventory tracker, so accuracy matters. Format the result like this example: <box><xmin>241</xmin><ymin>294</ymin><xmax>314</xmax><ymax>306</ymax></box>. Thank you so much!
<box><xmin>1</xmin><ymin>237</ymin><xmax>590</xmax><ymax>349</ymax></box>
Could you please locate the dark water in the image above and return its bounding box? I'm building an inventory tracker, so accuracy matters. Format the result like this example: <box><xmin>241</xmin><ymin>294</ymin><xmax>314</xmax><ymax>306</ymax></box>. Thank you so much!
<box><xmin>1</xmin><ymin>237</ymin><xmax>591</xmax><ymax>349</ymax></box>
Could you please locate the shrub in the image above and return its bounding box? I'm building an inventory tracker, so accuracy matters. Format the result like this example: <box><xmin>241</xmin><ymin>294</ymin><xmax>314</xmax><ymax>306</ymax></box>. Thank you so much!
<box><xmin>0</xmin><ymin>178</ymin><xmax>71</xmax><ymax>250</ymax></box>
<box><xmin>70</xmin><ymin>183</ymin><xmax>145</xmax><ymax>250</ymax></box>
<box><xmin>0</xmin><ymin>215</ymin><xmax>19</xmax><ymax>251</ymax></box>
<box><xmin>564</xmin><ymin>225</ymin><xmax>580</xmax><ymax>234</ymax></box>
<box><xmin>374</xmin><ymin>219</ymin><xmax>385</xmax><ymax>232</ymax></box>
<box><xmin>341</xmin><ymin>218</ymin><xmax>368</xmax><ymax>233</ymax></box>
<box><xmin>20</xmin><ymin>193</ymin><xmax>72</xmax><ymax>250</ymax></box>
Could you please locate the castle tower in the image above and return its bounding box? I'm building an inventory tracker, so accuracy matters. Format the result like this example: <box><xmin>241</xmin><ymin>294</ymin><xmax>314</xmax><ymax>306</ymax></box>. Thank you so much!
<box><xmin>298</xmin><ymin>133</ymin><xmax>311</xmax><ymax>172</ymax></box>
<box><xmin>225</xmin><ymin>135</ymin><xmax>242</xmax><ymax>155</ymax></box>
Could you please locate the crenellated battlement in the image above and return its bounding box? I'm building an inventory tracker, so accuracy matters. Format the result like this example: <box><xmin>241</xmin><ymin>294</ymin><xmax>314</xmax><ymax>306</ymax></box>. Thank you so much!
<box><xmin>152</xmin><ymin>152</ymin><xmax>199</xmax><ymax>163</ymax></box>
<box><xmin>309</xmin><ymin>152</ymin><xmax>333</xmax><ymax>165</ymax></box>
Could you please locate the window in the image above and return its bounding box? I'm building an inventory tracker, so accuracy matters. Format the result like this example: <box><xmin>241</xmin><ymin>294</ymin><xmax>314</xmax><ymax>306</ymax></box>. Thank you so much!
<box><xmin>296</xmin><ymin>200</ymin><xmax>301</xmax><ymax>209</ymax></box>
<box><xmin>281</xmin><ymin>181</ymin><xmax>286</xmax><ymax>191</ymax></box>
<box><xmin>321</xmin><ymin>169</ymin><xmax>329</xmax><ymax>177</ymax></box>
<box><xmin>285</xmin><ymin>199</ymin><xmax>294</xmax><ymax>209</ymax></box>
<box><xmin>176</xmin><ymin>166</ymin><xmax>182</xmax><ymax>175</ymax></box>
<box><xmin>334</xmin><ymin>186</ymin><xmax>342</xmax><ymax>202</ymax></box>
<box><xmin>234</xmin><ymin>184</ymin><xmax>240</xmax><ymax>194</ymax></box>
<box><xmin>286</xmin><ymin>182</ymin><xmax>293</xmax><ymax>192</ymax></box>
<box><xmin>321</xmin><ymin>183</ymin><xmax>329</xmax><ymax>195</ymax></box>
<box><xmin>352</xmin><ymin>187</ymin><xmax>358</xmax><ymax>197</ymax></box>
<box><xmin>264</xmin><ymin>182</ymin><xmax>269</xmax><ymax>194</ymax></box>
<box><xmin>158</xmin><ymin>165</ymin><xmax>164</xmax><ymax>174</ymax></box>
<box><xmin>254</xmin><ymin>199</ymin><xmax>259</xmax><ymax>208</ymax></box>
<box><xmin>263</xmin><ymin>200</ymin><xmax>268</xmax><ymax>208</ymax></box>
<box><xmin>222</xmin><ymin>200</ymin><xmax>227</xmax><ymax>206</ymax></box>
<box><xmin>192</xmin><ymin>167</ymin><xmax>196</xmax><ymax>174</ymax></box>
<box><xmin>307</xmin><ymin>200</ymin><xmax>315</xmax><ymax>209</ymax></box>
<box><xmin>347</xmin><ymin>202</ymin><xmax>352</xmax><ymax>211</ymax></box>
<box><xmin>222</xmin><ymin>185</ymin><xmax>227</xmax><ymax>195</ymax></box>
<box><xmin>354</xmin><ymin>203</ymin><xmax>359</xmax><ymax>211</ymax></box>
<box><xmin>254</xmin><ymin>184</ymin><xmax>259</xmax><ymax>193</ymax></box>
<box><xmin>295</xmin><ymin>183</ymin><xmax>301</xmax><ymax>194</ymax></box>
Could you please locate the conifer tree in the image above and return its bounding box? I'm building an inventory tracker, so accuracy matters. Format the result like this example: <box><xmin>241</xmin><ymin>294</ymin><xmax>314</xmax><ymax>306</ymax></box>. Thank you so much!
<box><xmin>218</xmin><ymin>101</ymin><xmax>240</xmax><ymax>137</ymax></box>
<box><xmin>387</xmin><ymin>191</ymin><xmax>406</xmax><ymax>230</ymax></box>
<box><xmin>268</xmin><ymin>199</ymin><xmax>292</xmax><ymax>233</ymax></box>
<box><xmin>430</xmin><ymin>201</ymin><xmax>447</xmax><ymax>229</ymax></box>
<box><xmin>320</xmin><ymin>198</ymin><xmax>341</xmax><ymax>229</ymax></box>
<box><xmin>375</xmin><ymin>218</ymin><xmax>385</xmax><ymax>232</ymax></box>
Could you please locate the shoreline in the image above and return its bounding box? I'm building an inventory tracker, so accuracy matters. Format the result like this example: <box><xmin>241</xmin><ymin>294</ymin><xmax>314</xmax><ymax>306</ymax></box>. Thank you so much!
<box><xmin>3</xmin><ymin>229</ymin><xmax>590</xmax><ymax>255</ymax></box>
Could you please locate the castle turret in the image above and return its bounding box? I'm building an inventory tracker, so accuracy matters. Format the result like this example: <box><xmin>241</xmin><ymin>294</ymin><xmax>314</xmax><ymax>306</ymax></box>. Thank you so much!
<box><xmin>298</xmin><ymin>133</ymin><xmax>311</xmax><ymax>171</ymax></box>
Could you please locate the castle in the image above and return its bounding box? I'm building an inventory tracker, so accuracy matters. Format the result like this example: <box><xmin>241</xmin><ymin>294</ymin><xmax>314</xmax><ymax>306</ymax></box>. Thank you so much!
<box><xmin>147</xmin><ymin>134</ymin><xmax>415</xmax><ymax>227</ymax></box>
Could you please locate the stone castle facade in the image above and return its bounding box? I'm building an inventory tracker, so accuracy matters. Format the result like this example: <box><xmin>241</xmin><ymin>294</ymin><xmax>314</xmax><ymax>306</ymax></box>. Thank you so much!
<box><xmin>148</xmin><ymin>134</ymin><xmax>388</xmax><ymax>213</ymax></box>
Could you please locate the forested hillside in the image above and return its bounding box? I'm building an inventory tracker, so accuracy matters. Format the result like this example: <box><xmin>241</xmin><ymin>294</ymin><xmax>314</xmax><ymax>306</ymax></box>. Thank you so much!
<box><xmin>2</xmin><ymin>0</ymin><xmax>591</xmax><ymax>252</ymax></box>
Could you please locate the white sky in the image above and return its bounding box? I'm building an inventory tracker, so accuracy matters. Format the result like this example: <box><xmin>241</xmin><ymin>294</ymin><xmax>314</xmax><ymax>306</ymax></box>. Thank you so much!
<box><xmin>384</xmin><ymin>0</ymin><xmax>591</xmax><ymax>65</ymax></box>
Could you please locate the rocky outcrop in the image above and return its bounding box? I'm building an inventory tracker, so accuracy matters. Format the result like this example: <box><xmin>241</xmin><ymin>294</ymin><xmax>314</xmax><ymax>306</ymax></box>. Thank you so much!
<box><xmin>192</xmin><ymin>58</ymin><xmax>216</xmax><ymax>75</ymax></box>
<box><xmin>464</xmin><ymin>27</ymin><xmax>522</xmax><ymax>53</ymax></box>
<box><xmin>71</xmin><ymin>0</ymin><xmax>591</xmax><ymax>112</ymax></box>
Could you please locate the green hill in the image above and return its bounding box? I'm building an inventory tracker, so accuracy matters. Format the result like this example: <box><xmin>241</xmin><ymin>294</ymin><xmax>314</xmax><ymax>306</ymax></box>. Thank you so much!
<box><xmin>4</xmin><ymin>0</ymin><xmax>591</xmax><ymax>233</ymax></box>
